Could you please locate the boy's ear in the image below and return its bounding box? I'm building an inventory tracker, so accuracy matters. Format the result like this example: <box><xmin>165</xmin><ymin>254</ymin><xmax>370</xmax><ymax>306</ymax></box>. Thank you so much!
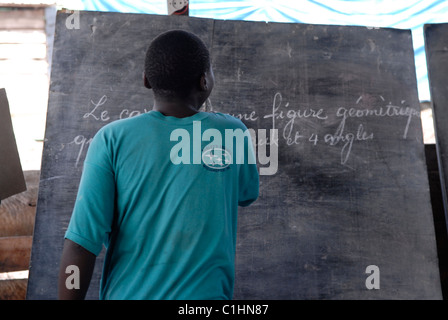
<box><xmin>199</xmin><ymin>73</ymin><xmax>208</xmax><ymax>92</ymax></box>
<box><xmin>143</xmin><ymin>72</ymin><xmax>152</xmax><ymax>89</ymax></box>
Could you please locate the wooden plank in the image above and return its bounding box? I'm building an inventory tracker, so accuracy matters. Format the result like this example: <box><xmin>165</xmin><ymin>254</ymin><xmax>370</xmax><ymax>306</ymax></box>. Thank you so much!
<box><xmin>0</xmin><ymin>9</ymin><xmax>45</xmax><ymax>30</ymax></box>
<box><xmin>0</xmin><ymin>279</ymin><xmax>27</xmax><ymax>300</ymax></box>
<box><xmin>0</xmin><ymin>236</ymin><xmax>32</xmax><ymax>273</ymax></box>
<box><xmin>0</xmin><ymin>171</ymin><xmax>39</xmax><ymax>237</ymax></box>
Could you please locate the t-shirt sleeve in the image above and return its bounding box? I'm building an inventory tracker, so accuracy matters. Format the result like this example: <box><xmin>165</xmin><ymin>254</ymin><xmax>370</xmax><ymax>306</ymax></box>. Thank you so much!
<box><xmin>65</xmin><ymin>128</ymin><xmax>116</xmax><ymax>256</ymax></box>
<box><xmin>237</xmin><ymin>127</ymin><xmax>259</xmax><ymax>207</ymax></box>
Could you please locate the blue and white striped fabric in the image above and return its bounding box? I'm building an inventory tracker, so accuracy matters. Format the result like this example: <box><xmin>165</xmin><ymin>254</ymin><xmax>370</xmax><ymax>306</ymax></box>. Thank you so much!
<box><xmin>77</xmin><ymin>0</ymin><xmax>448</xmax><ymax>101</ymax></box>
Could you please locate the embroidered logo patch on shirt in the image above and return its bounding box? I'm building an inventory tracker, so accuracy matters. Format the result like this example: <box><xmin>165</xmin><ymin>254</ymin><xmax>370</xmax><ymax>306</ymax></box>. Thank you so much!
<box><xmin>202</xmin><ymin>145</ymin><xmax>231</xmax><ymax>171</ymax></box>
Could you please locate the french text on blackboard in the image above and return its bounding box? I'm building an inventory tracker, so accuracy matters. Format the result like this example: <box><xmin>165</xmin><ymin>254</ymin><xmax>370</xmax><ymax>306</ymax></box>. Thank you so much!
<box><xmin>67</xmin><ymin>91</ymin><xmax>420</xmax><ymax>170</ymax></box>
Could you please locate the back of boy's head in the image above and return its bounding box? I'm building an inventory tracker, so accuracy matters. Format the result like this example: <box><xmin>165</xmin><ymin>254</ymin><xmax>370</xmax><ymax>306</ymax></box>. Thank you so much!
<box><xmin>145</xmin><ymin>30</ymin><xmax>211</xmax><ymax>99</ymax></box>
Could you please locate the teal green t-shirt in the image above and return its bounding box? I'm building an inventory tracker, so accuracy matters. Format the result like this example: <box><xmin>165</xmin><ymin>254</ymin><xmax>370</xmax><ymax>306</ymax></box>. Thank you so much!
<box><xmin>65</xmin><ymin>110</ymin><xmax>259</xmax><ymax>300</ymax></box>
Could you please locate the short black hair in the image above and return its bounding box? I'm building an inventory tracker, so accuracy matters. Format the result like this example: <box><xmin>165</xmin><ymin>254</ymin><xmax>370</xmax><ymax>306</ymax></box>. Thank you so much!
<box><xmin>145</xmin><ymin>29</ymin><xmax>211</xmax><ymax>98</ymax></box>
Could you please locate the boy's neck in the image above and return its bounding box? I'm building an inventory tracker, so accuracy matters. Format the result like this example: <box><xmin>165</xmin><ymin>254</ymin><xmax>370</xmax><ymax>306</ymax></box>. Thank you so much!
<box><xmin>153</xmin><ymin>99</ymin><xmax>200</xmax><ymax>118</ymax></box>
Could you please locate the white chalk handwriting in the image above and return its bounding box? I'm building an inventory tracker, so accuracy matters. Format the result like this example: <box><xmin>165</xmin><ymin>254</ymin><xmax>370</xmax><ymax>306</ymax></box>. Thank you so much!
<box><xmin>66</xmin><ymin>92</ymin><xmax>420</xmax><ymax>168</ymax></box>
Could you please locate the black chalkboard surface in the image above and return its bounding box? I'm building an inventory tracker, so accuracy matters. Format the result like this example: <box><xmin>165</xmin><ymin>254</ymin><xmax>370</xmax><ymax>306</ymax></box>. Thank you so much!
<box><xmin>27</xmin><ymin>11</ymin><xmax>441</xmax><ymax>299</ymax></box>
<box><xmin>425</xmin><ymin>23</ymin><xmax>448</xmax><ymax>230</ymax></box>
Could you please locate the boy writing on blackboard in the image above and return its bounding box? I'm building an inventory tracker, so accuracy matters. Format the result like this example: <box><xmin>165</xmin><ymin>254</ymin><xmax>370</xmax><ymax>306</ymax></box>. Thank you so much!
<box><xmin>58</xmin><ymin>30</ymin><xmax>259</xmax><ymax>299</ymax></box>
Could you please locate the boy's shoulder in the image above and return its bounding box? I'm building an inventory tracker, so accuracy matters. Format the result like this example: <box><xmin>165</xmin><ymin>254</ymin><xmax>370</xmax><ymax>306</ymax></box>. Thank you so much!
<box><xmin>101</xmin><ymin>113</ymin><xmax>149</xmax><ymax>129</ymax></box>
<box><xmin>92</xmin><ymin>113</ymin><xmax>149</xmax><ymax>141</ymax></box>
<box><xmin>94</xmin><ymin>111</ymin><xmax>249</xmax><ymax>137</ymax></box>
<box><xmin>206</xmin><ymin>112</ymin><xmax>249</xmax><ymax>130</ymax></box>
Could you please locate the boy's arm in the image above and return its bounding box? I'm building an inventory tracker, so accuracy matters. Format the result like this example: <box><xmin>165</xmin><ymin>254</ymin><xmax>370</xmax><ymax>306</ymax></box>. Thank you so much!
<box><xmin>58</xmin><ymin>238</ymin><xmax>96</xmax><ymax>300</ymax></box>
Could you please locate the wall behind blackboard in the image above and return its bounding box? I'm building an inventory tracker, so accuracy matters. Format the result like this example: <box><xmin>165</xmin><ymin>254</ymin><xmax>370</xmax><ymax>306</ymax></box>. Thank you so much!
<box><xmin>27</xmin><ymin>11</ymin><xmax>441</xmax><ymax>299</ymax></box>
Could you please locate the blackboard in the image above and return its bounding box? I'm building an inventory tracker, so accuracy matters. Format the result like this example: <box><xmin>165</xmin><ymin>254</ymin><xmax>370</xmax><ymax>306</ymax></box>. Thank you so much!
<box><xmin>0</xmin><ymin>88</ymin><xmax>26</xmax><ymax>200</ymax></box>
<box><xmin>425</xmin><ymin>23</ymin><xmax>448</xmax><ymax>231</ymax></box>
<box><xmin>27</xmin><ymin>11</ymin><xmax>441</xmax><ymax>299</ymax></box>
